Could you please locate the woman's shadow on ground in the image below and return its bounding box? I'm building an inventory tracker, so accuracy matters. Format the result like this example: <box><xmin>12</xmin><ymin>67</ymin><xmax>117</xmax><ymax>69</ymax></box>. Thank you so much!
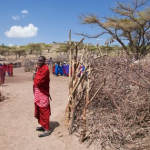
<box><xmin>49</xmin><ymin>121</ymin><xmax>60</xmax><ymax>133</ymax></box>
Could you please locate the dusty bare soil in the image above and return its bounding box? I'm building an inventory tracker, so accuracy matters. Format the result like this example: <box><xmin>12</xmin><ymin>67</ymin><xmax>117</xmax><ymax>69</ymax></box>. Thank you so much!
<box><xmin>0</xmin><ymin>67</ymin><xmax>96</xmax><ymax>150</ymax></box>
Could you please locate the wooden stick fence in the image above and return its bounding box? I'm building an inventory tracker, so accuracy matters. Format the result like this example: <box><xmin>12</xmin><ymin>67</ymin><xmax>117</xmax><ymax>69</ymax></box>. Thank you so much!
<box><xmin>65</xmin><ymin>30</ymin><xmax>150</xmax><ymax>150</ymax></box>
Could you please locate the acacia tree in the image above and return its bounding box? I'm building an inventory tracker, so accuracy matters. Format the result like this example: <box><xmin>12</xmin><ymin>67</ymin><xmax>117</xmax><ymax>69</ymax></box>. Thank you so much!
<box><xmin>56</xmin><ymin>43</ymin><xmax>69</xmax><ymax>55</ymax></box>
<box><xmin>28</xmin><ymin>43</ymin><xmax>43</xmax><ymax>56</ymax></box>
<box><xmin>79</xmin><ymin>0</ymin><xmax>150</xmax><ymax>60</ymax></box>
<box><xmin>44</xmin><ymin>44</ymin><xmax>52</xmax><ymax>53</ymax></box>
<box><xmin>0</xmin><ymin>45</ymin><xmax>10</xmax><ymax>56</ymax></box>
<box><xmin>56</xmin><ymin>41</ymin><xmax>84</xmax><ymax>55</ymax></box>
<box><xmin>13</xmin><ymin>46</ymin><xmax>27</xmax><ymax>59</ymax></box>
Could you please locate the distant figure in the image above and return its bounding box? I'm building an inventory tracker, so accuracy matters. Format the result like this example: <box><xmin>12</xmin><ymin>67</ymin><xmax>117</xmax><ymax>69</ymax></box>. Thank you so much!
<box><xmin>63</xmin><ymin>62</ymin><xmax>67</xmax><ymax>76</ymax></box>
<box><xmin>59</xmin><ymin>63</ymin><xmax>63</xmax><ymax>76</ymax></box>
<box><xmin>66</xmin><ymin>62</ymin><xmax>69</xmax><ymax>76</ymax></box>
<box><xmin>55</xmin><ymin>63</ymin><xmax>59</xmax><ymax>76</ymax></box>
<box><xmin>57</xmin><ymin>62</ymin><xmax>61</xmax><ymax>75</ymax></box>
<box><xmin>55</xmin><ymin>62</ymin><xmax>63</xmax><ymax>76</ymax></box>
<box><xmin>0</xmin><ymin>66</ymin><xmax>5</xmax><ymax>86</ymax></box>
<box><xmin>7</xmin><ymin>63</ymin><xmax>10</xmax><ymax>76</ymax></box>
<box><xmin>52</xmin><ymin>63</ymin><xmax>55</xmax><ymax>74</ymax></box>
<box><xmin>3</xmin><ymin>63</ymin><xmax>7</xmax><ymax>76</ymax></box>
<box><xmin>49</xmin><ymin>57</ymin><xmax>52</xmax><ymax>66</ymax></box>
<box><xmin>9</xmin><ymin>63</ymin><xmax>13</xmax><ymax>76</ymax></box>
<box><xmin>33</xmin><ymin>56</ymin><xmax>51</xmax><ymax>137</ymax></box>
<box><xmin>46</xmin><ymin>59</ymin><xmax>50</xmax><ymax>65</ymax></box>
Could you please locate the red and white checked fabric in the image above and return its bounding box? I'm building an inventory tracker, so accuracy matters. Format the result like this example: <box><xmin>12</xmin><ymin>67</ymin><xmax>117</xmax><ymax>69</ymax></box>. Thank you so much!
<box><xmin>79</xmin><ymin>66</ymin><xmax>83</xmax><ymax>76</ymax></box>
<box><xmin>34</xmin><ymin>88</ymin><xmax>49</xmax><ymax>107</ymax></box>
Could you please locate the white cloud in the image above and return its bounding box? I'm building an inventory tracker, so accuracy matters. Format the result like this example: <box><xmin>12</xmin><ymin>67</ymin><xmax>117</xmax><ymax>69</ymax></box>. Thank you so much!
<box><xmin>5</xmin><ymin>24</ymin><xmax>38</xmax><ymax>38</ymax></box>
<box><xmin>12</xmin><ymin>10</ymin><xmax>28</xmax><ymax>21</ymax></box>
<box><xmin>12</xmin><ymin>15</ymin><xmax>20</xmax><ymax>20</ymax></box>
<box><xmin>21</xmin><ymin>10</ymin><xmax>29</xmax><ymax>14</ymax></box>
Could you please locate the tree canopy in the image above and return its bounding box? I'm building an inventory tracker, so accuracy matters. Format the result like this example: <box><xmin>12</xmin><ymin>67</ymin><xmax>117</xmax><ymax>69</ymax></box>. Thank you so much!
<box><xmin>12</xmin><ymin>46</ymin><xmax>28</xmax><ymax>59</ymax></box>
<box><xmin>27</xmin><ymin>43</ymin><xmax>43</xmax><ymax>56</ymax></box>
<box><xmin>79</xmin><ymin>0</ymin><xmax>150</xmax><ymax>59</ymax></box>
<box><xmin>44</xmin><ymin>44</ymin><xmax>52</xmax><ymax>53</ymax></box>
<box><xmin>0</xmin><ymin>45</ymin><xmax>10</xmax><ymax>56</ymax></box>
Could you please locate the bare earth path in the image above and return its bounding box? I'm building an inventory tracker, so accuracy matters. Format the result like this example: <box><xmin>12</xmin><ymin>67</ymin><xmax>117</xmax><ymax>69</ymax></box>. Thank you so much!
<box><xmin>0</xmin><ymin>67</ymin><xmax>95</xmax><ymax>150</ymax></box>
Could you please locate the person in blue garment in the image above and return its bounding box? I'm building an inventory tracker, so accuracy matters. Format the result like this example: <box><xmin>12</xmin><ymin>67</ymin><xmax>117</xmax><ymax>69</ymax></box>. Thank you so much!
<box><xmin>63</xmin><ymin>62</ymin><xmax>67</xmax><ymax>76</ymax></box>
<box><xmin>57</xmin><ymin>62</ymin><xmax>60</xmax><ymax>75</ymax></box>
<box><xmin>55</xmin><ymin>63</ymin><xmax>58</xmax><ymax>76</ymax></box>
<box><xmin>59</xmin><ymin>63</ymin><xmax>63</xmax><ymax>76</ymax></box>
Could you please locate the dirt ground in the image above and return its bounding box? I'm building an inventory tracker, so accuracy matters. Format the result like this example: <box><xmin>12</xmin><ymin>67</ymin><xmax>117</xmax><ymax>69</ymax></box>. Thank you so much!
<box><xmin>0</xmin><ymin>67</ymin><xmax>96</xmax><ymax>150</ymax></box>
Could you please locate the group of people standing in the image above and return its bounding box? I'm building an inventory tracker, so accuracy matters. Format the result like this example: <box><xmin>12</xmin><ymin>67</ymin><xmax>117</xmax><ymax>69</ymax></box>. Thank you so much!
<box><xmin>52</xmin><ymin>62</ymin><xmax>69</xmax><ymax>76</ymax></box>
<box><xmin>0</xmin><ymin>63</ymin><xmax>13</xmax><ymax>86</ymax></box>
<box><xmin>52</xmin><ymin>62</ymin><xmax>85</xmax><ymax>77</ymax></box>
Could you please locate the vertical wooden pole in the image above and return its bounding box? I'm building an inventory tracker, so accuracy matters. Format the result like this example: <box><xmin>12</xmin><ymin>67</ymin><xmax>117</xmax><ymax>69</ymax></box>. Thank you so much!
<box><xmin>69</xmin><ymin>30</ymin><xmax>72</xmax><ymax>88</ymax></box>
<box><xmin>80</xmin><ymin>64</ymin><xmax>90</xmax><ymax>143</ymax></box>
<box><xmin>65</xmin><ymin>30</ymin><xmax>72</xmax><ymax>128</ymax></box>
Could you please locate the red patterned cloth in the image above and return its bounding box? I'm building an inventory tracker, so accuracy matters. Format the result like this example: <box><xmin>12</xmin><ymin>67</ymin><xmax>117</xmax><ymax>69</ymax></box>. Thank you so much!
<box><xmin>34</xmin><ymin>88</ymin><xmax>49</xmax><ymax>107</ymax></box>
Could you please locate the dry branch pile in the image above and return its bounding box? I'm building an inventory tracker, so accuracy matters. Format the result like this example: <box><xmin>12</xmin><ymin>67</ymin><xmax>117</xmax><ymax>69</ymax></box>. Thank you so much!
<box><xmin>65</xmin><ymin>31</ymin><xmax>150</xmax><ymax>150</ymax></box>
<box><xmin>72</xmin><ymin>55</ymin><xmax>150</xmax><ymax>150</ymax></box>
<box><xmin>24</xmin><ymin>60</ymin><xmax>37</xmax><ymax>72</ymax></box>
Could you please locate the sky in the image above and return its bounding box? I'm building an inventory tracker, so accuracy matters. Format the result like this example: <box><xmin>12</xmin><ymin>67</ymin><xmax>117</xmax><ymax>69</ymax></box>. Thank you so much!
<box><xmin>0</xmin><ymin>0</ymin><xmax>150</xmax><ymax>46</ymax></box>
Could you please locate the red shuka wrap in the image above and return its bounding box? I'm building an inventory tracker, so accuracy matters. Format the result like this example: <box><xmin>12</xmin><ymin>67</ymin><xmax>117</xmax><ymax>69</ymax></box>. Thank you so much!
<box><xmin>52</xmin><ymin>65</ymin><xmax>55</xmax><ymax>74</ymax></box>
<box><xmin>0</xmin><ymin>66</ymin><xmax>5</xmax><ymax>84</ymax></box>
<box><xmin>34</xmin><ymin>64</ymin><xmax>50</xmax><ymax>97</ymax></box>
<box><xmin>33</xmin><ymin>64</ymin><xmax>51</xmax><ymax>130</ymax></box>
<box><xmin>9</xmin><ymin>64</ymin><xmax>13</xmax><ymax>76</ymax></box>
<box><xmin>34</xmin><ymin>103</ymin><xmax>51</xmax><ymax>130</ymax></box>
<box><xmin>3</xmin><ymin>64</ymin><xmax>7</xmax><ymax>75</ymax></box>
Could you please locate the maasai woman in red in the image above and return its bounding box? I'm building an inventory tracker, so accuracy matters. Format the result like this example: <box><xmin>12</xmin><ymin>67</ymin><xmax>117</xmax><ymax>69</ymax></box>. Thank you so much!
<box><xmin>0</xmin><ymin>66</ymin><xmax>5</xmax><ymax>86</ymax></box>
<box><xmin>52</xmin><ymin>64</ymin><xmax>55</xmax><ymax>74</ymax></box>
<box><xmin>3</xmin><ymin>63</ymin><xmax>7</xmax><ymax>76</ymax></box>
<box><xmin>6</xmin><ymin>64</ymin><xmax>10</xmax><ymax>76</ymax></box>
<box><xmin>33</xmin><ymin>56</ymin><xmax>51</xmax><ymax>137</ymax></box>
<box><xmin>9</xmin><ymin>63</ymin><xmax>13</xmax><ymax>76</ymax></box>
